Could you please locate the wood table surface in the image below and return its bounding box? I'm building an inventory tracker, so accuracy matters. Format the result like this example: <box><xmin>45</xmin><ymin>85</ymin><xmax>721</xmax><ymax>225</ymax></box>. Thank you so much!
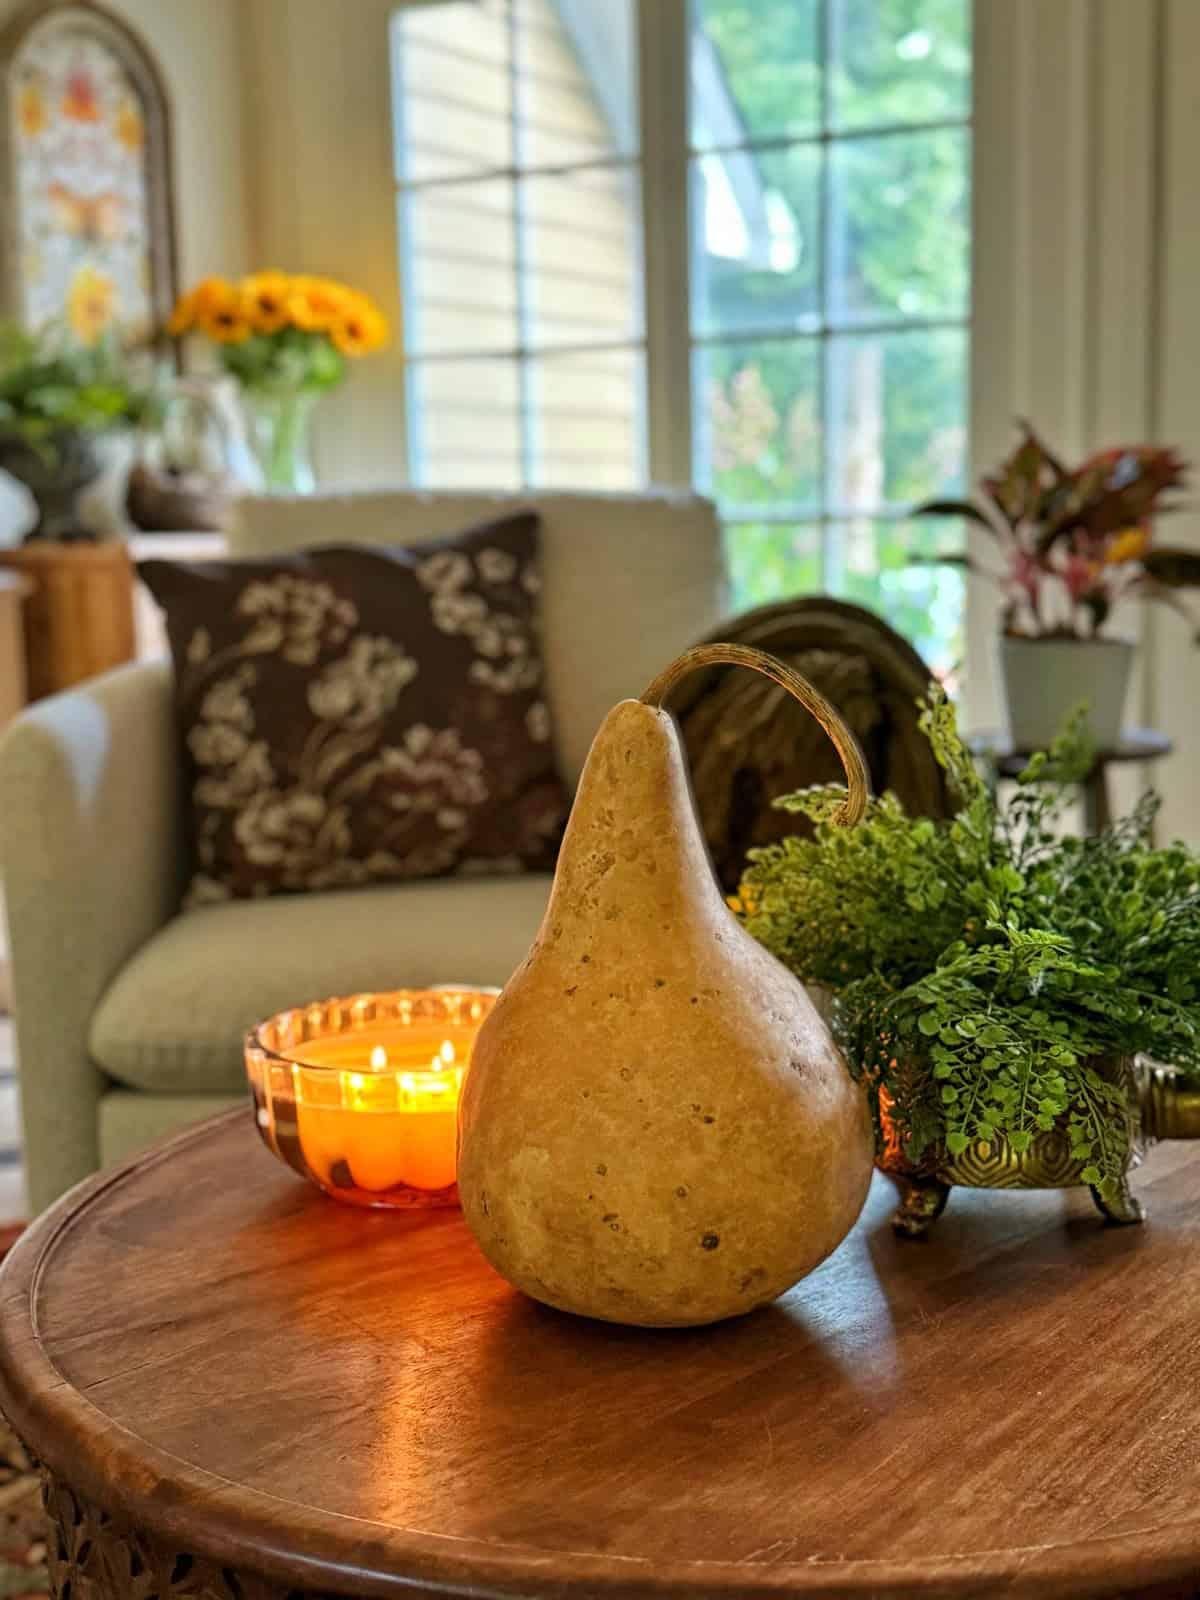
<box><xmin>3</xmin><ymin>1111</ymin><xmax>1200</xmax><ymax>1600</ymax></box>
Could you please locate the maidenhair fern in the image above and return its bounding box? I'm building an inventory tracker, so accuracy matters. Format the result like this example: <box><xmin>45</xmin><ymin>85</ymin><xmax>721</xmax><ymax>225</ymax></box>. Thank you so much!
<box><xmin>735</xmin><ymin>690</ymin><xmax>1200</xmax><ymax>1194</ymax></box>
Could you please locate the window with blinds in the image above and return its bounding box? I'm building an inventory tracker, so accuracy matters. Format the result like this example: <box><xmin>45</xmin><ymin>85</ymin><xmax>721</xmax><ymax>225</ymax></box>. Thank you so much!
<box><xmin>390</xmin><ymin>0</ymin><xmax>646</xmax><ymax>490</ymax></box>
<box><xmin>391</xmin><ymin>0</ymin><xmax>972</xmax><ymax>672</ymax></box>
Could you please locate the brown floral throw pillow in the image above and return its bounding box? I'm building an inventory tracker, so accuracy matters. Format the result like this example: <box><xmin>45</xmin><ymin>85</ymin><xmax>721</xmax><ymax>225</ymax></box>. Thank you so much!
<box><xmin>139</xmin><ymin>515</ymin><xmax>569</xmax><ymax>904</ymax></box>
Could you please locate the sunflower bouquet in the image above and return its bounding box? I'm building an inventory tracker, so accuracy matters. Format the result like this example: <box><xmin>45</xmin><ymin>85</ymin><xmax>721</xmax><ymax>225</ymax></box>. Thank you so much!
<box><xmin>167</xmin><ymin>273</ymin><xmax>390</xmax><ymax>491</ymax></box>
<box><xmin>168</xmin><ymin>273</ymin><xmax>388</xmax><ymax>388</ymax></box>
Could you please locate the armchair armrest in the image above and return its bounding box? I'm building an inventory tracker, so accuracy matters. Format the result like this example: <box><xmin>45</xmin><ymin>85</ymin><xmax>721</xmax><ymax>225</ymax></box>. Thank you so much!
<box><xmin>0</xmin><ymin>660</ymin><xmax>184</xmax><ymax>1211</ymax></box>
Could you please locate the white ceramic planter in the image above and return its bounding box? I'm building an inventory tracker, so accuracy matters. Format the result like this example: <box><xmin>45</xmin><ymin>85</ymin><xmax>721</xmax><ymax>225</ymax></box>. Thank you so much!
<box><xmin>999</xmin><ymin>635</ymin><xmax>1134</xmax><ymax>751</ymax></box>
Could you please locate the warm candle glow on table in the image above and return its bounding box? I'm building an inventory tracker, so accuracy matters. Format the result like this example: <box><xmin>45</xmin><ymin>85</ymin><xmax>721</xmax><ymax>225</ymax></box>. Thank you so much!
<box><xmin>244</xmin><ymin>989</ymin><xmax>497</xmax><ymax>1208</ymax></box>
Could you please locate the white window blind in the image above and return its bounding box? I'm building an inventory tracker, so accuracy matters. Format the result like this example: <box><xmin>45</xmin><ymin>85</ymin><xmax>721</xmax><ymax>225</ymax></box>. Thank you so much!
<box><xmin>391</xmin><ymin>0</ymin><xmax>646</xmax><ymax>490</ymax></box>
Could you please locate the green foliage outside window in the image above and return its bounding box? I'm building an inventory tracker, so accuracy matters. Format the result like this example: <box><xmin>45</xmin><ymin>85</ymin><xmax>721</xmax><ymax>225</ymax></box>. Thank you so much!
<box><xmin>694</xmin><ymin>0</ymin><xmax>971</xmax><ymax>669</ymax></box>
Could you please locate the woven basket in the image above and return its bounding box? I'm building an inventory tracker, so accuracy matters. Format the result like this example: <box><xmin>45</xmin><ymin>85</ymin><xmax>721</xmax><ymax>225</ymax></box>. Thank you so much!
<box><xmin>126</xmin><ymin>462</ymin><xmax>233</xmax><ymax>533</ymax></box>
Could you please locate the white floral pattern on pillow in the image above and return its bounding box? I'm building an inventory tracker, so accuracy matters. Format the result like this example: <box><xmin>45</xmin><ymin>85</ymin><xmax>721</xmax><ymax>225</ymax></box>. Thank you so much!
<box><xmin>140</xmin><ymin>517</ymin><xmax>567</xmax><ymax>904</ymax></box>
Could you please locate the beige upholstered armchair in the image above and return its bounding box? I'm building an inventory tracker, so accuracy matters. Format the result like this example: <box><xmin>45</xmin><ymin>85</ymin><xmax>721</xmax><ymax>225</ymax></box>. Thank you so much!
<box><xmin>0</xmin><ymin>490</ymin><xmax>726</xmax><ymax>1213</ymax></box>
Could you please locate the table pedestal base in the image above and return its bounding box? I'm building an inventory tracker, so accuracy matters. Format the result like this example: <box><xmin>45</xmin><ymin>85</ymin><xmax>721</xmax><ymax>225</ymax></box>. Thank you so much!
<box><xmin>41</xmin><ymin>1472</ymin><xmax>347</xmax><ymax>1600</ymax></box>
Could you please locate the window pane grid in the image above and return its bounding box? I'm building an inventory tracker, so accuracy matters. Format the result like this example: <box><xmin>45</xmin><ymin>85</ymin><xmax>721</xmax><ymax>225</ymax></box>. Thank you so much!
<box><xmin>406</xmin><ymin>338</ymin><xmax>647</xmax><ymax>364</ymax></box>
<box><xmin>689</xmin><ymin>114</ymin><xmax>970</xmax><ymax>160</ymax></box>
<box><xmin>396</xmin><ymin>153</ymin><xmax>640</xmax><ymax>195</ymax></box>
<box><xmin>721</xmin><ymin>502</ymin><xmax>947</xmax><ymax>523</ymax></box>
<box><xmin>690</xmin><ymin>0</ymin><xmax>970</xmax><ymax>669</ymax></box>
<box><xmin>393</xmin><ymin>0</ymin><xmax>970</xmax><ymax>636</ymax></box>
<box><xmin>393</xmin><ymin>0</ymin><xmax>645</xmax><ymax>491</ymax></box>
<box><xmin>692</xmin><ymin>313</ymin><xmax>965</xmax><ymax>344</ymax></box>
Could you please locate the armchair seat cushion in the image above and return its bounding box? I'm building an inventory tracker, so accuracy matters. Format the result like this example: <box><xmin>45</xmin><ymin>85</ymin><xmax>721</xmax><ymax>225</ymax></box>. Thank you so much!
<box><xmin>89</xmin><ymin>874</ymin><xmax>552</xmax><ymax>1095</ymax></box>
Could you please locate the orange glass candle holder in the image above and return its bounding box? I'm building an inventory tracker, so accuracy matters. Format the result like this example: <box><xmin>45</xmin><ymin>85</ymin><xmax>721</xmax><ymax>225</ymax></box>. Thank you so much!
<box><xmin>245</xmin><ymin>988</ymin><xmax>497</xmax><ymax>1209</ymax></box>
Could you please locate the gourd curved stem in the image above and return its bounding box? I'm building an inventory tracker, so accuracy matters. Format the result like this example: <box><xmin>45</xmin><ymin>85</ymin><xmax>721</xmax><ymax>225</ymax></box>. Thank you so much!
<box><xmin>640</xmin><ymin>643</ymin><xmax>870</xmax><ymax>828</ymax></box>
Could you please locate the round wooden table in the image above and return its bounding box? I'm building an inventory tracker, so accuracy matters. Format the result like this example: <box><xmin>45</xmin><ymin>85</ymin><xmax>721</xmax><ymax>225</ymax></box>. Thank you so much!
<box><xmin>3</xmin><ymin>1112</ymin><xmax>1200</xmax><ymax>1600</ymax></box>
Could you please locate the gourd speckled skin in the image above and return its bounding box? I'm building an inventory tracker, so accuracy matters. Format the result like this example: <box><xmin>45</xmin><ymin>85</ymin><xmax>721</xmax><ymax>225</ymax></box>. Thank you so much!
<box><xmin>457</xmin><ymin>698</ymin><xmax>874</xmax><ymax>1328</ymax></box>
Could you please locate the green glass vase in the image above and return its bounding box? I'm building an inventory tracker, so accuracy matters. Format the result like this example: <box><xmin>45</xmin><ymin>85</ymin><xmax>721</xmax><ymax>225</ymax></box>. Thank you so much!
<box><xmin>242</xmin><ymin>385</ymin><xmax>320</xmax><ymax>495</ymax></box>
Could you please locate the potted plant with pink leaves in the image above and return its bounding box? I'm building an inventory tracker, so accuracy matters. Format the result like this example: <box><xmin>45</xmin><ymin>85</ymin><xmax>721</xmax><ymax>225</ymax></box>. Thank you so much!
<box><xmin>917</xmin><ymin>424</ymin><xmax>1198</xmax><ymax>748</ymax></box>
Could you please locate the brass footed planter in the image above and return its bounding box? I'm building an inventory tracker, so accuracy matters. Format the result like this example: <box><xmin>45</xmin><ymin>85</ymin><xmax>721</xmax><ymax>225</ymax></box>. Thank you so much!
<box><xmin>882</xmin><ymin>1059</ymin><xmax>1200</xmax><ymax>1237</ymax></box>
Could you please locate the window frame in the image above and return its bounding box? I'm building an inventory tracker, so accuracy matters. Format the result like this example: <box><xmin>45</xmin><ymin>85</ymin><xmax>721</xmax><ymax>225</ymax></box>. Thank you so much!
<box><xmin>391</xmin><ymin>0</ymin><xmax>973</xmax><ymax>586</ymax></box>
<box><xmin>391</xmin><ymin>0</ymin><xmax>649</xmax><ymax>491</ymax></box>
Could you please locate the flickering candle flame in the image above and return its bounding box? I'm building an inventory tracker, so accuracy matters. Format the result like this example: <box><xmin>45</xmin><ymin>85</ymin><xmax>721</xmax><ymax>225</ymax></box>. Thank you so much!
<box><xmin>245</xmin><ymin>988</ymin><xmax>498</xmax><ymax>1210</ymax></box>
<box><xmin>307</xmin><ymin>1045</ymin><xmax>466</xmax><ymax>1194</ymax></box>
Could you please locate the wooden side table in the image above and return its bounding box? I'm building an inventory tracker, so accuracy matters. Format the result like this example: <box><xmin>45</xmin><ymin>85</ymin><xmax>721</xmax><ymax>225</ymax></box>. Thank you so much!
<box><xmin>969</xmin><ymin>728</ymin><xmax>1173</xmax><ymax>833</ymax></box>
<box><xmin>0</xmin><ymin>541</ymin><xmax>135</xmax><ymax>700</ymax></box>
<box><xmin>0</xmin><ymin>569</ymin><xmax>31</xmax><ymax>728</ymax></box>
<box><xmin>2</xmin><ymin>1111</ymin><xmax>1200</xmax><ymax>1599</ymax></box>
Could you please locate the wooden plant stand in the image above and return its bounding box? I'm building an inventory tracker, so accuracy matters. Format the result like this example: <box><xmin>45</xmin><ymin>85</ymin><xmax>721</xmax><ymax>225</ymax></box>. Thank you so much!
<box><xmin>0</xmin><ymin>540</ymin><xmax>135</xmax><ymax>700</ymax></box>
<box><xmin>0</xmin><ymin>569</ymin><xmax>31</xmax><ymax>727</ymax></box>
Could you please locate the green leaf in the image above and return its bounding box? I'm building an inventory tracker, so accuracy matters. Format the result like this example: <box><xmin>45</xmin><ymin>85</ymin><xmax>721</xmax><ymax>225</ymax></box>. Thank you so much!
<box><xmin>736</xmin><ymin>675</ymin><xmax>1200</xmax><ymax>1178</ymax></box>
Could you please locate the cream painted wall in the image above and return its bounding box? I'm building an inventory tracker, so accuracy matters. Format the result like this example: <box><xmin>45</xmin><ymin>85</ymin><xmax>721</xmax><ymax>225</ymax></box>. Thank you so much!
<box><xmin>112</xmin><ymin>0</ymin><xmax>250</xmax><ymax>285</ymax></box>
<box><xmin>0</xmin><ymin>0</ymin><xmax>253</xmax><ymax>287</ymax></box>
<box><xmin>1152</xmin><ymin>0</ymin><xmax>1200</xmax><ymax>846</ymax></box>
<box><xmin>241</xmin><ymin>0</ymin><xmax>405</xmax><ymax>488</ymax></box>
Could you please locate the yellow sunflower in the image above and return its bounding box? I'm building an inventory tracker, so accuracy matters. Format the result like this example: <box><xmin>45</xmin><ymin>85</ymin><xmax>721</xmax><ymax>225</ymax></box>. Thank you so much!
<box><xmin>239</xmin><ymin>270</ymin><xmax>293</xmax><ymax>334</ymax></box>
<box><xmin>166</xmin><ymin>288</ymin><xmax>197</xmax><ymax>336</ymax></box>
<box><xmin>168</xmin><ymin>277</ymin><xmax>235</xmax><ymax>337</ymax></box>
<box><xmin>67</xmin><ymin>264</ymin><xmax>116</xmax><ymax>346</ymax></box>
<box><xmin>288</xmin><ymin>276</ymin><xmax>352</xmax><ymax>332</ymax></box>
<box><xmin>330</xmin><ymin>297</ymin><xmax>389</xmax><ymax>357</ymax></box>
<box><xmin>195</xmin><ymin>279</ymin><xmax>252</xmax><ymax>343</ymax></box>
<box><xmin>192</xmin><ymin>276</ymin><xmax>235</xmax><ymax>313</ymax></box>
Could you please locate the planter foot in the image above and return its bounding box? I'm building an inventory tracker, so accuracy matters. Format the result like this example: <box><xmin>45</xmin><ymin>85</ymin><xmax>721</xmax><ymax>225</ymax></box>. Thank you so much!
<box><xmin>891</xmin><ymin>1174</ymin><xmax>951</xmax><ymax>1238</ymax></box>
<box><xmin>1091</xmin><ymin>1179</ymin><xmax>1146</xmax><ymax>1227</ymax></box>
